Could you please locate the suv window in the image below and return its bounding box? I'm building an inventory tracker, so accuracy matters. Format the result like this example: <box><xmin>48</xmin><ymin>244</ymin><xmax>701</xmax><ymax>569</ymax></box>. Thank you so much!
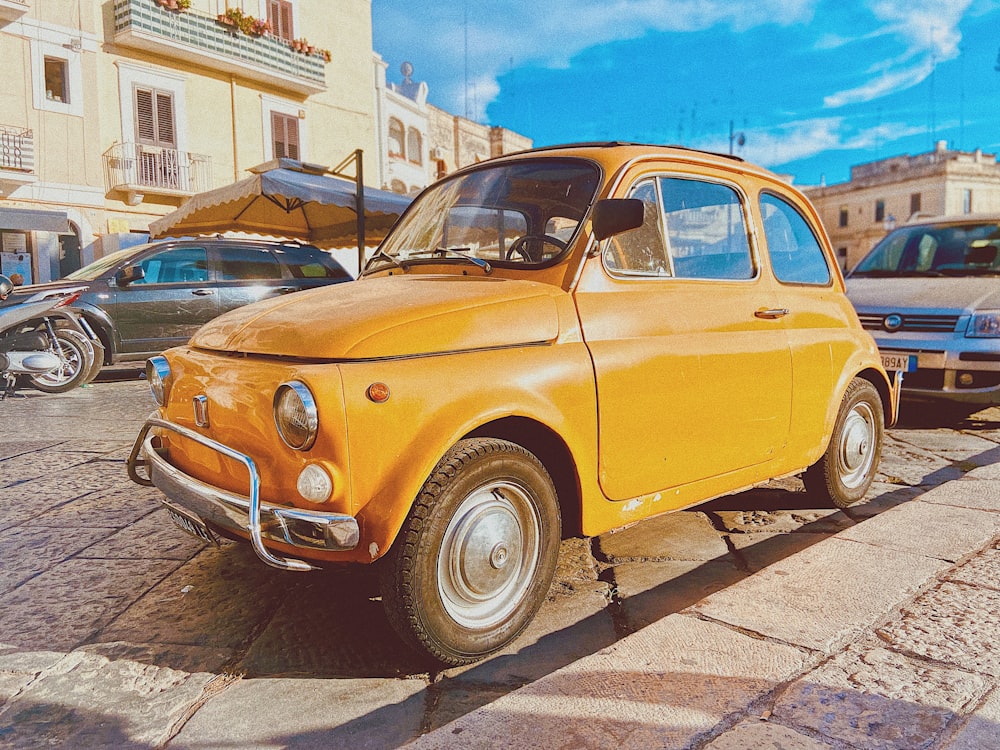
<box><xmin>761</xmin><ymin>193</ymin><xmax>832</xmax><ymax>285</ymax></box>
<box><xmin>133</xmin><ymin>246</ymin><xmax>209</xmax><ymax>284</ymax></box>
<box><xmin>217</xmin><ymin>246</ymin><xmax>283</xmax><ymax>281</ymax></box>
<box><xmin>605</xmin><ymin>177</ymin><xmax>753</xmax><ymax>280</ymax></box>
<box><xmin>276</xmin><ymin>247</ymin><xmax>352</xmax><ymax>280</ymax></box>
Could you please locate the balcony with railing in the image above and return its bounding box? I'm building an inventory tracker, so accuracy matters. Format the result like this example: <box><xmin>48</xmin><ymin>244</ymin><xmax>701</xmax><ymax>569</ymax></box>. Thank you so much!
<box><xmin>112</xmin><ymin>0</ymin><xmax>327</xmax><ymax>95</ymax></box>
<box><xmin>0</xmin><ymin>0</ymin><xmax>29</xmax><ymax>26</ymax></box>
<box><xmin>103</xmin><ymin>142</ymin><xmax>212</xmax><ymax>204</ymax></box>
<box><xmin>0</xmin><ymin>125</ymin><xmax>36</xmax><ymax>192</ymax></box>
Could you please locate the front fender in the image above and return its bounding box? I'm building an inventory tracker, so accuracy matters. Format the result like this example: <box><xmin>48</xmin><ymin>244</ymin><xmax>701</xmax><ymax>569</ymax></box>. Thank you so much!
<box><xmin>340</xmin><ymin>341</ymin><xmax>598</xmax><ymax>560</ymax></box>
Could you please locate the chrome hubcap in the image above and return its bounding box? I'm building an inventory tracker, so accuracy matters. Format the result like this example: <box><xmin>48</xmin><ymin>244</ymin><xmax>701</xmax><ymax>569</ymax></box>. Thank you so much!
<box><xmin>438</xmin><ymin>481</ymin><xmax>540</xmax><ymax>629</ymax></box>
<box><xmin>839</xmin><ymin>402</ymin><xmax>876</xmax><ymax>488</ymax></box>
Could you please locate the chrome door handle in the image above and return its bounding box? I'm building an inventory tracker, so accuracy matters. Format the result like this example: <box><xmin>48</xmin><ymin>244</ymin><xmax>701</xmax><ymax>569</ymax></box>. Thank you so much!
<box><xmin>754</xmin><ymin>308</ymin><xmax>789</xmax><ymax>319</ymax></box>
<box><xmin>275</xmin><ymin>286</ymin><xmax>296</xmax><ymax>294</ymax></box>
<box><xmin>191</xmin><ymin>289</ymin><xmax>215</xmax><ymax>296</ymax></box>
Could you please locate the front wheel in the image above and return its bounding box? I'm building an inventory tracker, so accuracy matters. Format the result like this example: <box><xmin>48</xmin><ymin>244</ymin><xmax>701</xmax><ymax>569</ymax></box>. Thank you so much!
<box><xmin>28</xmin><ymin>329</ymin><xmax>93</xmax><ymax>393</ymax></box>
<box><xmin>803</xmin><ymin>377</ymin><xmax>884</xmax><ymax>509</ymax></box>
<box><xmin>379</xmin><ymin>438</ymin><xmax>561</xmax><ymax>666</ymax></box>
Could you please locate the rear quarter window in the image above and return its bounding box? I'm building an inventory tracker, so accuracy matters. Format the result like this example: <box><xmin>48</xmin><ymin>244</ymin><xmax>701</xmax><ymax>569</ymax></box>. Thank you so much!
<box><xmin>760</xmin><ymin>193</ymin><xmax>832</xmax><ymax>285</ymax></box>
<box><xmin>277</xmin><ymin>247</ymin><xmax>351</xmax><ymax>280</ymax></box>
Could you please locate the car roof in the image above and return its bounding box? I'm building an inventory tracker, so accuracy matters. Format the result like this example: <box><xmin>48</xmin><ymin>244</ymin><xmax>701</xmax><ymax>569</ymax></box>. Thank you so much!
<box><xmin>900</xmin><ymin>213</ymin><xmax>1000</xmax><ymax>228</ymax></box>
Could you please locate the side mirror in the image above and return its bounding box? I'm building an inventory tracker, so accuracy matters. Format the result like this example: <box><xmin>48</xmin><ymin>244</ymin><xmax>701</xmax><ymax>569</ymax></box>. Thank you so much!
<box><xmin>115</xmin><ymin>265</ymin><xmax>145</xmax><ymax>286</ymax></box>
<box><xmin>591</xmin><ymin>199</ymin><xmax>644</xmax><ymax>241</ymax></box>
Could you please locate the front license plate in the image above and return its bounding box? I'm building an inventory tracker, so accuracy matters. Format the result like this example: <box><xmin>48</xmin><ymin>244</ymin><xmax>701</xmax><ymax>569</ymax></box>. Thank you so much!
<box><xmin>880</xmin><ymin>351</ymin><xmax>918</xmax><ymax>372</ymax></box>
<box><xmin>163</xmin><ymin>501</ymin><xmax>220</xmax><ymax>545</ymax></box>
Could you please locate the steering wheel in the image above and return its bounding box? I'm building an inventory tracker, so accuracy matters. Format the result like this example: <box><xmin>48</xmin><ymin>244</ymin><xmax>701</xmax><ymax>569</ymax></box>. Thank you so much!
<box><xmin>504</xmin><ymin>234</ymin><xmax>567</xmax><ymax>262</ymax></box>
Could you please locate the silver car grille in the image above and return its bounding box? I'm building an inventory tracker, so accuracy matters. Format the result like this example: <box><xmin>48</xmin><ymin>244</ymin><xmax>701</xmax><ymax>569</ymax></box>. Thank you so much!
<box><xmin>857</xmin><ymin>313</ymin><xmax>961</xmax><ymax>333</ymax></box>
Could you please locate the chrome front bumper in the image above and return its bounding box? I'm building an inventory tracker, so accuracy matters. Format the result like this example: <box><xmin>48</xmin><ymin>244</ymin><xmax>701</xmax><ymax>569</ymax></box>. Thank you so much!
<box><xmin>127</xmin><ymin>416</ymin><xmax>359</xmax><ymax>572</ymax></box>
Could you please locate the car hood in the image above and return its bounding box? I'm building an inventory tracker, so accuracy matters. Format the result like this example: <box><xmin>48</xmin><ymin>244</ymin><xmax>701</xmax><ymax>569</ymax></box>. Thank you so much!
<box><xmin>845</xmin><ymin>276</ymin><xmax>1000</xmax><ymax>313</ymax></box>
<box><xmin>190</xmin><ymin>275</ymin><xmax>565</xmax><ymax>359</ymax></box>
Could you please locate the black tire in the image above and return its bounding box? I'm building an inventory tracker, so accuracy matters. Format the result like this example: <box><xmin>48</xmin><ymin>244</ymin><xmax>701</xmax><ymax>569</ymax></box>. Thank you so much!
<box><xmin>379</xmin><ymin>438</ymin><xmax>561</xmax><ymax>666</ymax></box>
<box><xmin>28</xmin><ymin>330</ymin><xmax>92</xmax><ymax>393</ymax></box>
<box><xmin>60</xmin><ymin>328</ymin><xmax>104</xmax><ymax>385</ymax></box>
<box><xmin>804</xmin><ymin>377</ymin><xmax>884</xmax><ymax>509</ymax></box>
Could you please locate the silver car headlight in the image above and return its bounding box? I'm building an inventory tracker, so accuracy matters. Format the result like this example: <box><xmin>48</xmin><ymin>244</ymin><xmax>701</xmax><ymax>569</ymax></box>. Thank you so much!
<box><xmin>274</xmin><ymin>381</ymin><xmax>318</xmax><ymax>450</ymax></box>
<box><xmin>966</xmin><ymin>310</ymin><xmax>1000</xmax><ymax>338</ymax></box>
<box><xmin>146</xmin><ymin>356</ymin><xmax>172</xmax><ymax>406</ymax></box>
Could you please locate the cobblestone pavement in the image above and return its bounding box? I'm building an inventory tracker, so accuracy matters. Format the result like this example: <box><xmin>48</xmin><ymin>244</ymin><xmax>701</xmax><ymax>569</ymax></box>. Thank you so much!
<box><xmin>0</xmin><ymin>373</ymin><xmax>998</xmax><ymax>749</ymax></box>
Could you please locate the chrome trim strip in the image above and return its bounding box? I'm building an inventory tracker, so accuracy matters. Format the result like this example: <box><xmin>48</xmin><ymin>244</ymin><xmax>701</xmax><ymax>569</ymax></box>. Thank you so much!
<box><xmin>127</xmin><ymin>417</ymin><xmax>360</xmax><ymax>571</ymax></box>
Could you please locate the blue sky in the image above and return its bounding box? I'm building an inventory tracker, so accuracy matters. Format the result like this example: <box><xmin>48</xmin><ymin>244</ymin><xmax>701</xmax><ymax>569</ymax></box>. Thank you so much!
<box><xmin>372</xmin><ymin>0</ymin><xmax>1000</xmax><ymax>186</ymax></box>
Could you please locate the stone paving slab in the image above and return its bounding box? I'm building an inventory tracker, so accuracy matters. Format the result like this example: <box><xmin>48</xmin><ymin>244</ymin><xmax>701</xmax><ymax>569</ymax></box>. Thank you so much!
<box><xmin>772</xmin><ymin>642</ymin><xmax>989</xmax><ymax>750</ymax></box>
<box><xmin>921</xmin><ymin>476</ymin><xmax>1000</xmax><ymax>511</ymax></box>
<box><xmin>688</xmin><ymin>537</ymin><xmax>948</xmax><ymax>653</ymax></box>
<box><xmin>171</xmin><ymin>676</ymin><xmax>428</xmax><ymax>750</ymax></box>
<box><xmin>702</xmin><ymin>720</ymin><xmax>830</xmax><ymax>749</ymax></box>
<box><xmin>0</xmin><ymin>647</ymin><xmax>216</xmax><ymax>750</ymax></box>
<box><xmin>596</xmin><ymin>511</ymin><xmax>729</xmax><ymax>562</ymax></box>
<box><xmin>942</xmin><ymin>687</ymin><xmax>1000</xmax><ymax>750</ymax></box>
<box><xmin>836</xmin><ymin>499</ymin><xmax>1000</xmax><ymax>562</ymax></box>
<box><xmin>403</xmin><ymin>614</ymin><xmax>811</xmax><ymax>750</ymax></box>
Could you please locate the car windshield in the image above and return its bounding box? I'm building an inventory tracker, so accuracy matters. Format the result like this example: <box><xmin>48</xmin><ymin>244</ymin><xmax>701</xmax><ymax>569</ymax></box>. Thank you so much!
<box><xmin>64</xmin><ymin>244</ymin><xmax>151</xmax><ymax>281</ymax></box>
<box><xmin>850</xmin><ymin>221</ymin><xmax>1000</xmax><ymax>277</ymax></box>
<box><xmin>372</xmin><ymin>158</ymin><xmax>601</xmax><ymax>272</ymax></box>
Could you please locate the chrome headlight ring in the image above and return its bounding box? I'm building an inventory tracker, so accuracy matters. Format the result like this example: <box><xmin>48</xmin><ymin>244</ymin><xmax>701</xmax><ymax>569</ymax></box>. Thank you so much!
<box><xmin>274</xmin><ymin>381</ymin><xmax>319</xmax><ymax>451</ymax></box>
<box><xmin>146</xmin><ymin>356</ymin><xmax>172</xmax><ymax>406</ymax></box>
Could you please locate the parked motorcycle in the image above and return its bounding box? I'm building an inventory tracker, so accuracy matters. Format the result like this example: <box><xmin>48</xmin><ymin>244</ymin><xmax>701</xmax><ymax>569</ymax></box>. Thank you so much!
<box><xmin>0</xmin><ymin>275</ymin><xmax>104</xmax><ymax>398</ymax></box>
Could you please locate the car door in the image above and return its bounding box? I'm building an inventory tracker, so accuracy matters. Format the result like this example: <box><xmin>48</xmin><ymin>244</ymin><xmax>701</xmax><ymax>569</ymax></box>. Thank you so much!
<box><xmin>113</xmin><ymin>243</ymin><xmax>219</xmax><ymax>355</ymax></box>
<box><xmin>211</xmin><ymin>244</ymin><xmax>297</xmax><ymax>315</ymax></box>
<box><xmin>575</xmin><ymin>173</ymin><xmax>792</xmax><ymax>501</ymax></box>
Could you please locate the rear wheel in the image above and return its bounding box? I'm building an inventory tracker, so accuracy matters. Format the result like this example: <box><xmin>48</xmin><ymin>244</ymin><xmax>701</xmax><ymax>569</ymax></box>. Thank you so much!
<box><xmin>28</xmin><ymin>330</ymin><xmax>92</xmax><ymax>393</ymax></box>
<box><xmin>379</xmin><ymin>438</ymin><xmax>561</xmax><ymax>666</ymax></box>
<box><xmin>804</xmin><ymin>377</ymin><xmax>884</xmax><ymax>509</ymax></box>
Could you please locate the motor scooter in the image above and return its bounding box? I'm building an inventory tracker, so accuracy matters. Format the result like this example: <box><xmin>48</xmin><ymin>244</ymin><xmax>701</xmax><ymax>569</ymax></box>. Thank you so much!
<box><xmin>0</xmin><ymin>275</ymin><xmax>102</xmax><ymax>398</ymax></box>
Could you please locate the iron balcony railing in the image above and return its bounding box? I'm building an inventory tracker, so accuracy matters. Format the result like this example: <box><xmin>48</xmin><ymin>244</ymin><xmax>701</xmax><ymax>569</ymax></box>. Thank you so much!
<box><xmin>0</xmin><ymin>126</ymin><xmax>33</xmax><ymax>173</ymax></box>
<box><xmin>103</xmin><ymin>142</ymin><xmax>212</xmax><ymax>196</ymax></box>
<box><xmin>112</xmin><ymin>0</ymin><xmax>326</xmax><ymax>94</ymax></box>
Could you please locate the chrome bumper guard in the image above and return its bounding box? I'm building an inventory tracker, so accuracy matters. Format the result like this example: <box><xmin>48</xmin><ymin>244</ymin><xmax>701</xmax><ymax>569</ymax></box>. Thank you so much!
<box><xmin>127</xmin><ymin>416</ymin><xmax>359</xmax><ymax>572</ymax></box>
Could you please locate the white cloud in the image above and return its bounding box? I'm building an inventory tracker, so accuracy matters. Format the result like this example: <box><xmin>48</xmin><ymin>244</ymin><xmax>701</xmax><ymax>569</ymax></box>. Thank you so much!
<box><xmin>822</xmin><ymin>0</ymin><xmax>973</xmax><ymax>108</ymax></box>
<box><xmin>705</xmin><ymin>117</ymin><xmax>926</xmax><ymax>167</ymax></box>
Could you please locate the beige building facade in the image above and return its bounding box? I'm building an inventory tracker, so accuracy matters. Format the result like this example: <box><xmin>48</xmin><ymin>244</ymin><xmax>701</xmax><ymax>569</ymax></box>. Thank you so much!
<box><xmin>373</xmin><ymin>57</ymin><xmax>532</xmax><ymax>196</ymax></box>
<box><xmin>1</xmin><ymin>0</ymin><xmax>378</xmax><ymax>284</ymax></box>
<box><xmin>805</xmin><ymin>141</ymin><xmax>1000</xmax><ymax>270</ymax></box>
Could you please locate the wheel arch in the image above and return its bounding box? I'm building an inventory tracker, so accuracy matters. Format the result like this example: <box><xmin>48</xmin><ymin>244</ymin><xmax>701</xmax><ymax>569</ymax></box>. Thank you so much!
<box><xmin>856</xmin><ymin>366</ymin><xmax>895</xmax><ymax>427</ymax></box>
<box><xmin>465</xmin><ymin>416</ymin><xmax>583</xmax><ymax>537</ymax></box>
<box><xmin>74</xmin><ymin>305</ymin><xmax>117</xmax><ymax>365</ymax></box>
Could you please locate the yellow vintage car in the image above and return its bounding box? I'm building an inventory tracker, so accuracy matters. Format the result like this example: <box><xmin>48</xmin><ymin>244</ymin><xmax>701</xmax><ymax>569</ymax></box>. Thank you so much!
<box><xmin>128</xmin><ymin>143</ymin><xmax>898</xmax><ymax>665</ymax></box>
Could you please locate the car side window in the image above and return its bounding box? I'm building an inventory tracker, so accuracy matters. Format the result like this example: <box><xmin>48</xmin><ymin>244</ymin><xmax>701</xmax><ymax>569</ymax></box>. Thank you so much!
<box><xmin>761</xmin><ymin>193</ymin><xmax>832</xmax><ymax>285</ymax></box>
<box><xmin>276</xmin><ymin>247</ymin><xmax>352</xmax><ymax>280</ymax></box>
<box><xmin>604</xmin><ymin>180</ymin><xmax>670</xmax><ymax>275</ymax></box>
<box><xmin>132</xmin><ymin>246</ymin><xmax>209</xmax><ymax>284</ymax></box>
<box><xmin>216</xmin><ymin>246</ymin><xmax>283</xmax><ymax>281</ymax></box>
<box><xmin>661</xmin><ymin>177</ymin><xmax>753</xmax><ymax>280</ymax></box>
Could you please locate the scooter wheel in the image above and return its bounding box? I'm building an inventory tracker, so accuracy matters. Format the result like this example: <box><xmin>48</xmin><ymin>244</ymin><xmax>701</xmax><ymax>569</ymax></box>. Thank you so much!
<box><xmin>28</xmin><ymin>330</ymin><xmax>93</xmax><ymax>393</ymax></box>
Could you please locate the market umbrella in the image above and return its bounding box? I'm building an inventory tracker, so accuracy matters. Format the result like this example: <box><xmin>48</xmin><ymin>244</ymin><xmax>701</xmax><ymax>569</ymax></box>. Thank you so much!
<box><xmin>147</xmin><ymin>156</ymin><xmax>412</xmax><ymax>253</ymax></box>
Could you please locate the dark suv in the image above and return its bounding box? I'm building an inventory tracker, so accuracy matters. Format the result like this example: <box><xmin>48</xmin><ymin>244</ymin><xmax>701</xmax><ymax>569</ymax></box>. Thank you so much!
<box><xmin>3</xmin><ymin>239</ymin><xmax>351</xmax><ymax>365</ymax></box>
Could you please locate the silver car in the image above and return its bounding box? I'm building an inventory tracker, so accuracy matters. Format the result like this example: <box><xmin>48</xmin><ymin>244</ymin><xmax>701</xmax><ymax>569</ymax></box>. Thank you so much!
<box><xmin>846</xmin><ymin>214</ymin><xmax>1000</xmax><ymax>418</ymax></box>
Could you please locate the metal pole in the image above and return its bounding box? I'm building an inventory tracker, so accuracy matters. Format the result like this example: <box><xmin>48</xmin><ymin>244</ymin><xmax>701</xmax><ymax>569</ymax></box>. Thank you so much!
<box><xmin>355</xmin><ymin>149</ymin><xmax>365</xmax><ymax>273</ymax></box>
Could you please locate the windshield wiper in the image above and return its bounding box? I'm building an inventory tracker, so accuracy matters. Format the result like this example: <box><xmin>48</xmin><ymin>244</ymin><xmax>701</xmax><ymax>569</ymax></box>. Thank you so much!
<box><xmin>430</xmin><ymin>247</ymin><xmax>492</xmax><ymax>274</ymax></box>
<box><xmin>361</xmin><ymin>249</ymin><xmax>409</xmax><ymax>277</ymax></box>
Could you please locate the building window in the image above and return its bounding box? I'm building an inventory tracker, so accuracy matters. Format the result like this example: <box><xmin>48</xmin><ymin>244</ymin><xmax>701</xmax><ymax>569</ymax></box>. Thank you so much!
<box><xmin>963</xmin><ymin>189</ymin><xmax>973</xmax><ymax>214</ymax></box>
<box><xmin>407</xmin><ymin>128</ymin><xmax>423</xmax><ymax>165</ymax></box>
<box><xmin>838</xmin><ymin>206</ymin><xmax>848</xmax><ymax>228</ymax></box>
<box><xmin>388</xmin><ymin>119</ymin><xmax>405</xmax><ymax>159</ymax></box>
<box><xmin>44</xmin><ymin>57</ymin><xmax>69</xmax><ymax>103</ymax></box>
<box><xmin>837</xmin><ymin>247</ymin><xmax>848</xmax><ymax>270</ymax></box>
<box><xmin>267</xmin><ymin>0</ymin><xmax>294</xmax><ymax>41</ymax></box>
<box><xmin>32</xmin><ymin>37</ymin><xmax>84</xmax><ymax>117</ymax></box>
<box><xmin>135</xmin><ymin>87</ymin><xmax>176</xmax><ymax>147</ymax></box>
<box><xmin>910</xmin><ymin>193</ymin><xmax>921</xmax><ymax>216</ymax></box>
<box><xmin>874</xmin><ymin>199</ymin><xmax>885</xmax><ymax>223</ymax></box>
<box><xmin>271</xmin><ymin>112</ymin><xmax>299</xmax><ymax>160</ymax></box>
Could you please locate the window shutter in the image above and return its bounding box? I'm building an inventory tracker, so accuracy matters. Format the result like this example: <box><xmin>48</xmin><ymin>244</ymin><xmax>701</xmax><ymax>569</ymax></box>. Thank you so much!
<box><xmin>272</xmin><ymin>112</ymin><xmax>299</xmax><ymax>160</ymax></box>
<box><xmin>268</xmin><ymin>0</ymin><xmax>294</xmax><ymax>40</ymax></box>
<box><xmin>136</xmin><ymin>88</ymin><xmax>156</xmax><ymax>144</ymax></box>
<box><xmin>155</xmin><ymin>92</ymin><xmax>176</xmax><ymax>147</ymax></box>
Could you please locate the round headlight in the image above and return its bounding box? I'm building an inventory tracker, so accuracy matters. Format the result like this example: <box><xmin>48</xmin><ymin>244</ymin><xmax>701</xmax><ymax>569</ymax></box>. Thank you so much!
<box><xmin>146</xmin><ymin>356</ymin><xmax>171</xmax><ymax>406</ymax></box>
<box><xmin>274</xmin><ymin>381</ymin><xmax>318</xmax><ymax>450</ymax></box>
